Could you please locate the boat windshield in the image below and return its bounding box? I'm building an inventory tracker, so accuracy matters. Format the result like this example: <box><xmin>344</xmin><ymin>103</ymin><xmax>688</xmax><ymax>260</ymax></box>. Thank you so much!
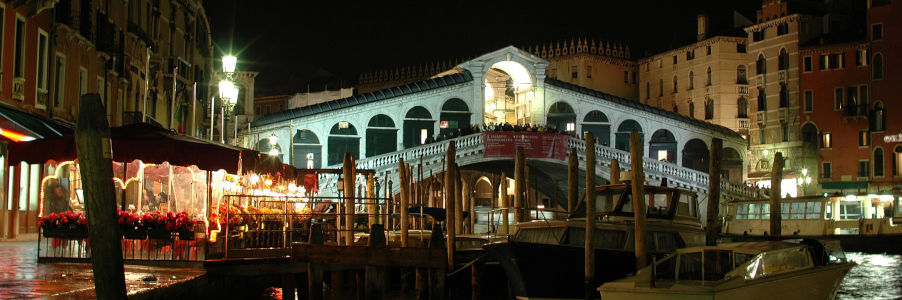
<box><xmin>726</xmin><ymin>246</ymin><xmax>812</xmax><ymax>280</ymax></box>
<box><xmin>653</xmin><ymin>249</ymin><xmax>753</xmax><ymax>282</ymax></box>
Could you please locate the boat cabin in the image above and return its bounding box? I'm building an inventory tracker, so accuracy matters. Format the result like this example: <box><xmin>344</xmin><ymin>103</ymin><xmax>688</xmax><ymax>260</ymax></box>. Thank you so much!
<box><xmin>595</xmin><ymin>184</ymin><xmax>700</xmax><ymax>224</ymax></box>
<box><xmin>724</xmin><ymin>195</ymin><xmax>902</xmax><ymax>236</ymax></box>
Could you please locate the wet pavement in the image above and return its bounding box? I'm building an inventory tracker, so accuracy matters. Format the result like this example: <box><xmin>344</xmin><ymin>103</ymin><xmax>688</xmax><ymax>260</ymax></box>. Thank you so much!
<box><xmin>0</xmin><ymin>238</ymin><xmax>205</xmax><ymax>299</ymax></box>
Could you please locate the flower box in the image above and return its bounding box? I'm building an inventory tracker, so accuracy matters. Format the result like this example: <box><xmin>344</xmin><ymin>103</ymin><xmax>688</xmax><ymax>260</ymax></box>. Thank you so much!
<box><xmin>147</xmin><ymin>227</ymin><xmax>173</xmax><ymax>240</ymax></box>
<box><xmin>64</xmin><ymin>226</ymin><xmax>89</xmax><ymax>239</ymax></box>
<box><xmin>178</xmin><ymin>230</ymin><xmax>196</xmax><ymax>241</ymax></box>
<box><xmin>123</xmin><ymin>227</ymin><xmax>148</xmax><ymax>240</ymax></box>
<box><xmin>42</xmin><ymin>226</ymin><xmax>65</xmax><ymax>238</ymax></box>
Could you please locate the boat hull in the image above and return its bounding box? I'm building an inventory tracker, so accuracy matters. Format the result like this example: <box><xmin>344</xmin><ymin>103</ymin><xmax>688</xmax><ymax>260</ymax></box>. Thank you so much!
<box><xmin>722</xmin><ymin>234</ymin><xmax>902</xmax><ymax>254</ymax></box>
<box><xmin>600</xmin><ymin>263</ymin><xmax>854</xmax><ymax>300</ymax></box>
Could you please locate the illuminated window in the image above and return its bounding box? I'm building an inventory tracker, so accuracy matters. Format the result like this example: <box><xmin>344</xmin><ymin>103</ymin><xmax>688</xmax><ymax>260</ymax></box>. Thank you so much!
<box><xmin>859</xmin><ymin>130</ymin><xmax>869</xmax><ymax>147</ymax></box>
<box><xmin>855</xmin><ymin>50</ymin><xmax>868</xmax><ymax>66</ymax></box>
<box><xmin>420</xmin><ymin>129</ymin><xmax>428</xmax><ymax>144</ymax></box>
<box><xmin>820</xmin><ymin>132</ymin><xmax>832</xmax><ymax>148</ymax></box>
<box><xmin>658</xmin><ymin>150</ymin><xmax>668</xmax><ymax>161</ymax></box>
<box><xmin>894</xmin><ymin>146</ymin><xmax>902</xmax><ymax>176</ymax></box>
<box><xmin>566</xmin><ymin>123</ymin><xmax>575</xmax><ymax>132</ymax></box>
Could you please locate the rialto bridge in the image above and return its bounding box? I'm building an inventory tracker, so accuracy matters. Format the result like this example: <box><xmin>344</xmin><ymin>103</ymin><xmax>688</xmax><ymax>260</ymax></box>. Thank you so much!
<box><xmin>244</xmin><ymin>46</ymin><xmax>754</xmax><ymax>216</ymax></box>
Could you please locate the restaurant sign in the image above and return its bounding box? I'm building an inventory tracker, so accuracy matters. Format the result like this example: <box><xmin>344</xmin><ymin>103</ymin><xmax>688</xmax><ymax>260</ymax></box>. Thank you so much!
<box><xmin>884</xmin><ymin>133</ymin><xmax>902</xmax><ymax>143</ymax></box>
<box><xmin>483</xmin><ymin>132</ymin><xmax>568</xmax><ymax>160</ymax></box>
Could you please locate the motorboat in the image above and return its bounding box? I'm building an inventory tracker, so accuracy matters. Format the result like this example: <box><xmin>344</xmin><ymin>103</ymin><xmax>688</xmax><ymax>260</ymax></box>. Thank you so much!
<box><xmin>483</xmin><ymin>184</ymin><xmax>705</xmax><ymax>299</ymax></box>
<box><xmin>598</xmin><ymin>239</ymin><xmax>855</xmax><ymax>300</ymax></box>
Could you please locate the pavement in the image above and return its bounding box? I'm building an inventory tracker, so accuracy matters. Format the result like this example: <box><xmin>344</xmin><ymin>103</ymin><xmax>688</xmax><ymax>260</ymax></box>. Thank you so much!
<box><xmin>0</xmin><ymin>238</ymin><xmax>205</xmax><ymax>299</ymax></box>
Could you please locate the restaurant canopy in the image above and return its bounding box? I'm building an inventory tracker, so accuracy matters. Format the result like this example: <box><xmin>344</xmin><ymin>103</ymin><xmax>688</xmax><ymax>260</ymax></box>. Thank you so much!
<box><xmin>8</xmin><ymin>123</ymin><xmax>260</xmax><ymax>174</ymax></box>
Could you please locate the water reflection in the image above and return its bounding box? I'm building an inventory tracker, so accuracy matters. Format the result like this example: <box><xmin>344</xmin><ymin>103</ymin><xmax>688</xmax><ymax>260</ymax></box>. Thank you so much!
<box><xmin>837</xmin><ymin>253</ymin><xmax>902</xmax><ymax>300</ymax></box>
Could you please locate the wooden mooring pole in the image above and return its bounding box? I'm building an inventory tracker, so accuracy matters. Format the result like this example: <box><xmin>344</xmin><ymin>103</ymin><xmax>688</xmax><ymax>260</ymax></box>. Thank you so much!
<box><xmin>445</xmin><ymin>141</ymin><xmax>457</xmax><ymax>268</ymax></box>
<box><xmin>500</xmin><ymin>172</ymin><xmax>509</xmax><ymax>235</ymax></box>
<box><xmin>307</xmin><ymin>224</ymin><xmax>325</xmax><ymax>300</ymax></box>
<box><xmin>343</xmin><ymin>153</ymin><xmax>356</xmax><ymax>246</ymax></box>
<box><xmin>770</xmin><ymin>152</ymin><xmax>784</xmax><ymax>236</ymax></box>
<box><xmin>584</xmin><ymin>132</ymin><xmax>596</xmax><ymax>300</ymax></box>
<box><xmin>399</xmin><ymin>158</ymin><xmax>409</xmax><ymax>247</ymax></box>
<box><xmin>514</xmin><ymin>147</ymin><xmax>525</xmax><ymax>223</ymax></box>
<box><xmin>610</xmin><ymin>159</ymin><xmax>621</xmax><ymax>185</ymax></box>
<box><xmin>630</xmin><ymin>131</ymin><xmax>649</xmax><ymax>270</ymax></box>
<box><xmin>76</xmin><ymin>94</ymin><xmax>127</xmax><ymax>300</ymax></box>
<box><xmin>367</xmin><ymin>174</ymin><xmax>376</xmax><ymax>230</ymax></box>
<box><xmin>568</xmin><ymin>147</ymin><xmax>578</xmax><ymax>213</ymax></box>
<box><xmin>365</xmin><ymin>224</ymin><xmax>388</xmax><ymax>300</ymax></box>
<box><xmin>706</xmin><ymin>138</ymin><xmax>723</xmax><ymax>246</ymax></box>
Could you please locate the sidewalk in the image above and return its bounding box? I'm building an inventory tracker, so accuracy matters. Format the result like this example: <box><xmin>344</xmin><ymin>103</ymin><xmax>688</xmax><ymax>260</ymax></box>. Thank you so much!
<box><xmin>0</xmin><ymin>239</ymin><xmax>205</xmax><ymax>299</ymax></box>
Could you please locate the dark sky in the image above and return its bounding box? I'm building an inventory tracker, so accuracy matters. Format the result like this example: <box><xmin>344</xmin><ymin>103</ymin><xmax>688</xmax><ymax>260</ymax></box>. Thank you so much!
<box><xmin>205</xmin><ymin>1</ymin><xmax>760</xmax><ymax>96</ymax></box>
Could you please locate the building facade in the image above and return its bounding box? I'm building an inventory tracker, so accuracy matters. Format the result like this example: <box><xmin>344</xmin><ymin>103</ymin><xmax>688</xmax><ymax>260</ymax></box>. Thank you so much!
<box><xmin>527</xmin><ymin>39</ymin><xmax>638</xmax><ymax>101</ymax></box>
<box><xmin>0</xmin><ymin>0</ymin><xmax>215</xmax><ymax>239</ymax></box>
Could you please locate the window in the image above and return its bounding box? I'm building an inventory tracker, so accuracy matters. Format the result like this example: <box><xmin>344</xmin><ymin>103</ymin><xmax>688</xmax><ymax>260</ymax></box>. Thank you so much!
<box><xmin>782</xmin><ymin>125</ymin><xmax>789</xmax><ymax>142</ymax></box>
<box><xmin>36</xmin><ymin>29</ymin><xmax>49</xmax><ymax>109</ymax></box>
<box><xmin>777</xmin><ymin>23</ymin><xmax>789</xmax><ymax>35</ymax></box>
<box><xmin>757</xmin><ymin>88</ymin><xmax>766</xmax><ymax>111</ymax></box>
<box><xmin>571</xmin><ymin>66</ymin><xmax>578</xmax><ymax>79</ymax></box>
<box><xmin>819</xmin><ymin>54</ymin><xmax>828</xmax><ymax>71</ymax></box>
<box><xmin>756</xmin><ymin>54</ymin><xmax>766</xmax><ymax>75</ymax></box>
<box><xmin>834</xmin><ymin>88</ymin><xmax>844</xmax><ymax>110</ymax></box>
<box><xmin>823</xmin><ymin>162</ymin><xmax>832</xmax><ymax>179</ymax></box>
<box><xmin>829</xmin><ymin>53</ymin><xmax>844</xmax><ymax>69</ymax></box>
<box><xmin>737</xmin><ymin>65</ymin><xmax>747</xmax><ymax>83</ymax></box>
<box><xmin>760</xmin><ymin>129</ymin><xmax>767</xmax><ymax>144</ymax></box>
<box><xmin>821</xmin><ymin>132</ymin><xmax>832</xmax><ymax>148</ymax></box>
<box><xmin>876</xmin><ymin>148</ymin><xmax>886</xmax><ymax>178</ymax></box>
<box><xmin>586</xmin><ymin>65</ymin><xmax>592</xmax><ymax>78</ymax></box>
<box><xmin>873</xmin><ymin>54</ymin><xmax>883</xmax><ymax>80</ymax></box>
<box><xmin>779</xmin><ymin>84</ymin><xmax>788</xmax><ymax>108</ymax></box>
<box><xmin>13</xmin><ymin>15</ymin><xmax>25</xmax><ymax>77</ymax></box>
<box><xmin>689</xmin><ymin>101</ymin><xmax>695</xmax><ymax>118</ymax></box>
<box><xmin>737</xmin><ymin>43</ymin><xmax>747</xmax><ymax>53</ymax></box>
<box><xmin>632</xmin><ymin>72</ymin><xmax>636</xmax><ymax>84</ymax></box>
<box><xmin>859</xmin><ymin>130</ymin><xmax>869</xmax><ymax>147</ymax></box>
<box><xmin>673</xmin><ymin>75</ymin><xmax>678</xmax><ymax>93</ymax></box>
<box><xmin>658</xmin><ymin>59</ymin><xmax>663</xmax><ymax>69</ymax></box>
<box><xmin>894</xmin><ymin>146</ymin><xmax>902</xmax><ymax>176</ymax></box>
<box><xmin>645</xmin><ymin>82</ymin><xmax>650</xmax><ymax>100</ymax></box>
<box><xmin>738</xmin><ymin>97</ymin><xmax>748</xmax><ymax>118</ymax></box>
<box><xmin>753</xmin><ymin>30</ymin><xmax>764</xmax><ymax>42</ymax></box>
<box><xmin>686</xmin><ymin>50</ymin><xmax>694</xmax><ymax>60</ymax></box>
<box><xmin>803</xmin><ymin>56</ymin><xmax>812</xmax><ymax>72</ymax></box>
<box><xmin>873</xmin><ymin>102</ymin><xmax>885</xmax><ymax>132</ymax></box>
<box><xmin>706</xmin><ymin>45</ymin><xmax>711</xmax><ymax>55</ymax></box>
<box><xmin>872</xmin><ymin>24</ymin><xmax>883</xmax><ymax>41</ymax></box>
<box><xmin>673</xmin><ymin>55</ymin><xmax>678</xmax><ymax>64</ymax></box>
<box><xmin>79</xmin><ymin>68</ymin><xmax>88</xmax><ymax>96</ymax></box>
<box><xmin>53</xmin><ymin>54</ymin><xmax>66</xmax><ymax>108</ymax></box>
<box><xmin>705</xmin><ymin>99</ymin><xmax>714</xmax><ymax>120</ymax></box>
<box><xmin>847</xmin><ymin>86</ymin><xmax>858</xmax><ymax>109</ymax></box>
<box><xmin>624</xmin><ymin>71</ymin><xmax>628</xmax><ymax>83</ymax></box>
<box><xmin>860</xmin><ymin>85</ymin><xmax>869</xmax><ymax>107</ymax></box>
<box><xmin>689</xmin><ymin>71</ymin><xmax>694</xmax><ymax>89</ymax></box>
<box><xmin>706</xmin><ymin>67</ymin><xmax>712</xmax><ymax>86</ymax></box>
<box><xmin>858</xmin><ymin>161</ymin><xmax>869</xmax><ymax>178</ymax></box>
<box><xmin>778</xmin><ymin>49</ymin><xmax>789</xmax><ymax>70</ymax></box>
<box><xmin>0</xmin><ymin>4</ymin><xmax>4</xmax><ymax>78</ymax></box>
<box><xmin>855</xmin><ymin>50</ymin><xmax>868</xmax><ymax>66</ymax></box>
<box><xmin>804</xmin><ymin>90</ymin><xmax>813</xmax><ymax>112</ymax></box>
<box><xmin>659</xmin><ymin>79</ymin><xmax>663</xmax><ymax>96</ymax></box>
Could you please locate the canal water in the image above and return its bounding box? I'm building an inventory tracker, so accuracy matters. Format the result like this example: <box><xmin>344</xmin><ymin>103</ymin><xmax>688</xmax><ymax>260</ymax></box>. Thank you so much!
<box><xmin>837</xmin><ymin>253</ymin><xmax>902</xmax><ymax>300</ymax></box>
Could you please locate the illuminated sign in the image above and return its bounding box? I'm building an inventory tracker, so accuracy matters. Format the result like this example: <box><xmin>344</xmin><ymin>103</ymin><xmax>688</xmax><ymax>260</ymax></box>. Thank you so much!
<box><xmin>884</xmin><ymin>133</ymin><xmax>902</xmax><ymax>143</ymax></box>
<box><xmin>0</xmin><ymin>127</ymin><xmax>36</xmax><ymax>142</ymax></box>
<box><xmin>440</xmin><ymin>121</ymin><xmax>449</xmax><ymax>128</ymax></box>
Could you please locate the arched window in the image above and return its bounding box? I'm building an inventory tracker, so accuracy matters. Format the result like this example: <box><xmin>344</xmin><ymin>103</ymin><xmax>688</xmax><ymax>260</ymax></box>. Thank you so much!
<box><xmin>689</xmin><ymin>71</ymin><xmax>694</xmax><ymax>89</ymax></box>
<box><xmin>705</xmin><ymin>98</ymin><xmax>714</xmax><ymax>120</ymax></box>
<box><xmin>737</xmin><ymin>65</ymin><xmax>747</xmax><ymax>84</ymax></box>
<box><xmin>894</xmin><ymin>146</ymin><xmax>902</xmax><ymax>176</ymax></box>
<box><xmin>706</xmin><ymin>67</ymin><xmax>712</xmax><ymax>86</ymax></box>
<box><xmin>873</xmin><ymin>53</ymin><xmax>883</xmax><ymax>79</ymax></box>
<box><xmin>757</xmin><ymin>54</ymin><xmax>766</xmax><ymax>75</ymax></box>
<box><xmin>875</xmin><ymin>148</ymin><xmax>884</xmax><ymax>177</ymax></box>
<box><xmin>779</xmin><ymin>84</ymin><xmax>788</xmax><ymax>108</ymax></box>
<box><xmin>757</xmin><ymin>88</ymin><xmax>766</xmax><ymax>111</ymax></box>
<box><xmin>779</xmin><ymin>48</ymin><xmax>789</xmax><ymax>70</ymax></box>
<box><xmin>738</xmin><ymin>97</ymin><xmax>748</xmax><ymax>118</ymax></box>
<box><xmin>673</xmin><ymin>75</ymin><xmax>678</xmax><ymax>92</ymax></box>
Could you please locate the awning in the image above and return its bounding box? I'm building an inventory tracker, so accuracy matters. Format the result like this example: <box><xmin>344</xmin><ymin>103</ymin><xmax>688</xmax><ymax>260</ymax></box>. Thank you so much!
<box><xmin>0</xmin><ymin>105</ymin><xmax>72</xmax><ymax>141</ymax></box>
<box><xmin>8</xmin><ymin>123</ymin><xmax>260</xmax><ymax>174</ymax></box>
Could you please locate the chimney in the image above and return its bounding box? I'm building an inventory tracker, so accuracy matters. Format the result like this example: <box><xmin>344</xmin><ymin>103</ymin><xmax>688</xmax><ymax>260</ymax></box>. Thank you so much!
<box><xmin>697</xmin><ymin>14</ymin><xmax>708</xmax><ymax>41</ymax></box>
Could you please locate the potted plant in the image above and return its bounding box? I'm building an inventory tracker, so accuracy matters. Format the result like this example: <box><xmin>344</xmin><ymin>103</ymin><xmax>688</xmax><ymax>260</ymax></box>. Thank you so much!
<box><xmin>168</xmin><ymin>211</ymin><xmax>197</xmax><ymax>240</ymax></box>
<box><xmin>66</xmin><ymin>211</ymin><xmax>89</xmax><ymax>239</ymax></box>
<box><xmin>118</xmin><ymin>209</ymin><xmax>146</xmax><ymax>239</ymax></box>
<box><xmin>39</xmin><ymin>213</ymin><xmax>64</xmax><ymax>238</ymax></box>
<box><xmin>143</xmin><ymin>211</ymin><xmax>173</xmax><ymax>240</ymax></box>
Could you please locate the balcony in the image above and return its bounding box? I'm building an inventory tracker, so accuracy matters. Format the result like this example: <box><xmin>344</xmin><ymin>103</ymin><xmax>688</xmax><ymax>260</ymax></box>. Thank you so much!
<box><xmin>737</xmin><ymin>118</ymin><xmax>750</xmax><ymax>129</ymax></box>
<box><xmin>843</xmin><ymin>105</ymin><xmax>869</xmax><ymax>118</ymax></box>
<box><xmin>95</xmin><ymin>13</ymin><xmax>116</xmax><ymax>53</ymax></box>
<box><xmin>738</xmin><ymin>85</ymin><xmax>750</xmax><ymax>96</ymax></box>
<box><xmin>756</xmin><ymin>111</ymin><xmax>766</xmax><ymax>126</ymax></box>
<box><xmin>778</xmin><ymin>108</ymin><xmax>788</xmax><ymax>123</ymax></box>
<box><xmin>36</xmin><ymin>90</ymin><xmax>49</xmax><ymax>109</ymax></box>
<box><xmin>12</xmin><ymin>77</ymin><xmax>25</xmax><ymax>101</ymax></box>
<box><xmin>755</xmin><ymin>75</ymin><xmax>764</xmax><ymax>88</ymax></box>
<box><xmin>778</xmin><ymin>70</ymin><xmax>787</xmax><ymax>82</ymax></box>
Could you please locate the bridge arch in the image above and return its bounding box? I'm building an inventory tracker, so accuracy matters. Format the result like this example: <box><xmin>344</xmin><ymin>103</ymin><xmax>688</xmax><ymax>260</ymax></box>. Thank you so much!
<box><xmin>440</xmin><ymin>98</ymin><xmax>471</xmax><ymax>136</ymax></box>
<box><xmin>581</xmin><ymin>110</ymin><xmax>610</xmax><ymax>147</ymax></box>
<box><xmin>615</xmin><ymin>119</ymin><xmax>643</xmax><ymax>152</ymax></box>
<box><xmin>547</xmin><ymin>101</ymin><xmax>576</xmax><ymax>133</ymax></box>
<box><xmin>293</xmin><ymin>129</ymin><xmax>322</xmax><ymax>169</ymax></box>
<box><xmin>649</xmin><ymin>129</ymin><xmax>677</xmax><ymax>163</ymax></box>
<box><xmin>484</xmin><ymin>60</ymin><xmax>535</xmax><ymax>125</ymax></box>
<box><xmin>366</xmin><ymin>114</ymin><xmax>397</xmax><ymax>157</ymax></box>
<box><xmin>473</xmin><ymin>176</ymin><xmax>493</xmax><ymax>207</ymax></box>
<box><xmin>682</xmin><ymin>138</ymin><xmax>709</xmax><ymax>172</ymax></box>
<box><xmin>404</xmin><ymin>106</ymin><xmax>435</xmax><ymax>148</ymax></box>
<box><xmin>327</xmin><ymin>122</ymin><xmax>360</xmax><ymax>166</ymax></box>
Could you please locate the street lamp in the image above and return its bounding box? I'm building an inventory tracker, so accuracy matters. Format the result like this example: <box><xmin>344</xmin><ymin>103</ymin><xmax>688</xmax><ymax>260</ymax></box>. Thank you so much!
<box><xmin>268</xmin><ymin>134</ymin><xmax>280</xmax><ymax>157</ymax></box>
<box><xmin>217</xmin><ymin>55</ymin><xmax>239</xmax><ymax>144</ymax></box>
<box><xmin>797</xmin><ymin>168</ymin><xmax>813</xmax><ymax>196</ymax></box>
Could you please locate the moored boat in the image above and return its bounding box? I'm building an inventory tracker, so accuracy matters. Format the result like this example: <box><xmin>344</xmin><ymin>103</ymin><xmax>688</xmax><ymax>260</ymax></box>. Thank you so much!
<box><xmin>598</xmin><ymin>239</ymin><xmax>855</xmax><ymax>300</ymax></box>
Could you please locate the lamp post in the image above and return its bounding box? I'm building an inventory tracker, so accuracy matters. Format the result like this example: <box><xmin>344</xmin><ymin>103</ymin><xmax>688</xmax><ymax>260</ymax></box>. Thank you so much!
<box><xmin>797</xmin><ymin>168</ymin><xmax>813</xmax><ymax>196</ymax></box>
<box><xmin>268</xmin><ymin>134</ymin><xmax>280</xmax><ymax>157</ymax></box>
<box><xmin>218</xmin><ymin>55</ymin><xmax>237</xmax><ymax>144</ymax></box>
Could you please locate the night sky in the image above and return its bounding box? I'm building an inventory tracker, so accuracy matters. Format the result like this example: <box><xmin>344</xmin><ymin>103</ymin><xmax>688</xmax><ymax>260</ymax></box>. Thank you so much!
<box><xmin>205</xmin><ymin>1</ymin><xmax>760</xmax><ymax>96</ymax></box>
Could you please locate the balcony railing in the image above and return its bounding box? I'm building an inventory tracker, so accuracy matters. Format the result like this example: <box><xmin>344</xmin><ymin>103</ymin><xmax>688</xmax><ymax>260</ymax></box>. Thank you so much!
<box><xmin>737</xmin><ymin>118</ymin><xmax>750</xmax><ymax>129</ymax></box>
<box><xmin>756</xmin><ymin>111</ymin><xmax>766</xmax><ymax>126</ymax></box>
<box><xmin>738</xmin><ymin>85</ymin><xmax>749</xmax><ymax>95</ymax></box>
<box><xmin>36</xmin><ymin>90</ymin><xmax>49</xmax><ymax>109</ymax></box>
<box><xmin>12</xmin><ymin>77</ymin><xmax>25</xmax><ymax>101</ymax></box>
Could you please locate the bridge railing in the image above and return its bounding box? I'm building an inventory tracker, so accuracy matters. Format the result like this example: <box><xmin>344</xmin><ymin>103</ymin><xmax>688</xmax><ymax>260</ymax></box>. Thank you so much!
<box><xmin>331</xmin><ymin>132</ymin><xmax>754</xmax><ymax>199</ymax></box>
